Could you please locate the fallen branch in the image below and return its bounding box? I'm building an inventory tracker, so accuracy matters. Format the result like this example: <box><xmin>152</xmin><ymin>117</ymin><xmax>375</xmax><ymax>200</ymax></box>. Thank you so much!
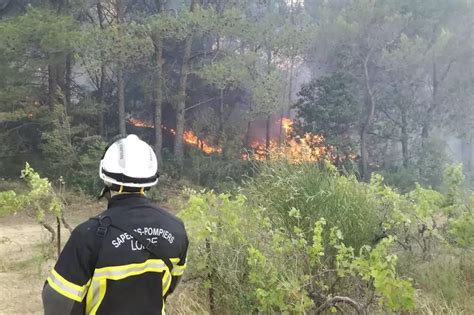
<box><xmin>40</xmin><ymin>221</ymin><xmax>56</xmax><ymax>243</ymax></box>
<box><xmin>315</xmin><ymin>296</ymin><xmax>366</xmax><ymax>315</ymax></box>
<box><xmin>61</xmin><ymin>214</ymin><xmax>73</xmax><ymax>233</ymax></box>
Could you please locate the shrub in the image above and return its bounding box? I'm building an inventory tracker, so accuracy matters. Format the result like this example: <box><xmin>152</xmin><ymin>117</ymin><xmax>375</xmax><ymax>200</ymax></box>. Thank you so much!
<box><xmin>243</xmin><ymin>161</ymin><xmax>382</xmax><ymax>250</ymax></box>
<box><xmin>178</xmin><ymin>188</ymin><xmax>415</xmax><ymax>314</ymax></box>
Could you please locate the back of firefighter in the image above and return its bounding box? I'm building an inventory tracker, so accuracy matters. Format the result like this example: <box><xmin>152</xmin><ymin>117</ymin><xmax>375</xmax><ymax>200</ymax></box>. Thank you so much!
<box><xmin>42</xmin><ymin>134</ymin><xmax>188</xmax><ymax>315</ymax></box>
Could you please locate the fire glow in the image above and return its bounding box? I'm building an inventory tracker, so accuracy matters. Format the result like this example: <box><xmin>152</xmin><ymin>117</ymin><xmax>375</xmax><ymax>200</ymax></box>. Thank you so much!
<box><xmin>129</xmin><ymin>117</ymin><xmax>350</xmax><ymax>163</ymax></box>
<box><xmin>243</xmin><ymin>118</ymin><xmax>333</xmax><ymax>163</ymax></box>
<box><xmin>127</xmin><ymin>118</ymin><xmax>222</xmax><ymax>154</ymax></box>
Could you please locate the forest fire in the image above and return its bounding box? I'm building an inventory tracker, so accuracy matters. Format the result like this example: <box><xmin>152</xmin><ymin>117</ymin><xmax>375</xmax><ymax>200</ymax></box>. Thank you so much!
<box><xmin>243</xmin><ymin>118</ymin><xmax>333</xmax><ymax>163</ymax></box>
<box><xmin>129</xmin><ymin>117</ymin><xmax>348</xmax><ymax>163</ymax></box>
<box><xmin>183</xmin><ymin>131</ymin><xmax>222</xmax><ymax>154</ymax></box>
<box><xmin>127</xmin><ymin>118</ymin><xmax>222</xmax><ymax>154</ymax></box>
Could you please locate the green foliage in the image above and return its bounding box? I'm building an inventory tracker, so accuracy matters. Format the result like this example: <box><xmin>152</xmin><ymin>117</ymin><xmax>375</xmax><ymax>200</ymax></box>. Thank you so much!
<box><xmin>179</xmin><ymin>188</ymin><xmax>415</xmax><ymax>313</ymax></box>
<box><xmin>196</xmin><ymin>55</ymin><xmax>253</xmax><ymax>90</ymax></box>
<box><xmin>448</xmin><ymin>193</ymin><xmax>474</xmax><ymax>250</ymax></box>
<box><xmin>0</xmin><ymin>163</ymin><xmax>61</xmax><ymax>221</ymax></box>
<box><xmin>245</xmin><ymin>161</ymin><xmax>381</xmax><ymax>250</ymax></box>
<box><xmin>294</xmin><ymin>72</ymin><xmax>360</xmax><ymax>152</ymax></box>
<box><xmin>183</xmin><ymin>152</ymin><xmax>253</xmax><ymax>189</ymax></box>
<box><xmin>352</xmin><ymin>238</ymin><xmax>414</xmax><ymax>310</ymax></box>
<box><xmin>70</xmin><ymin>137</ymin><xmax>107</xmax><ymax>195</ymax></box>
<box><xmin>380</xmin><ymin>166</ymin><xmax>419</xmax><ymax>192</ymax></box>
<box><xmin>177</xmin><ymin>162</ymin><xmax>473</xmax><ymax>313</ymax></box>
<box><xmin>0</xmin><ymin>6</ymin><xmax>79</xmax><ymax>108</ymax></box>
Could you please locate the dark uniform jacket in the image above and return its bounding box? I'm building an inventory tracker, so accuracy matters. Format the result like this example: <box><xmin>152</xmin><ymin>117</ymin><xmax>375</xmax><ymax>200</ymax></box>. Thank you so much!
<box><xmin>44</xmin><ymin>194</ymin><xmax>188</xmax><ymax>315</ymax></box>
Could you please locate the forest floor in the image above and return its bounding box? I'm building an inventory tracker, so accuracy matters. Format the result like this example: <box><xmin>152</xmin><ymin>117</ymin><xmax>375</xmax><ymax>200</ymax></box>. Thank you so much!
<box><xmin>0</xmin><ymin>196</ymin><xmax>199</xmax><ymax>315</ymax></box>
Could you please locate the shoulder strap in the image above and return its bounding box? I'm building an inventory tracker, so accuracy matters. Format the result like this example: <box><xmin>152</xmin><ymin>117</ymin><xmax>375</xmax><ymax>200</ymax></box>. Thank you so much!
<box><xmin>91</xmin><ymin>213</ymin><xmax>174</xmax><ymax>273</ymax></box>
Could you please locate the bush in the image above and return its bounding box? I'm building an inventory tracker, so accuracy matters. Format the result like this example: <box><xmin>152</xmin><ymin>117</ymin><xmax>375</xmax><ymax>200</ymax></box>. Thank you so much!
<box><xmin>243</xmin><ymin>161</ymin><xmax>382</xmax><ymax>250</ymax></box>
<box><xmin>182</xmin><ymin>150</ymin><xmax>254</xmax><ymax>190</ymax></box>
<box><xmin>178</xmin><ymin>166</ymin><xmax>416</xmax><ymax>313</ymax></box>
<box><xmin>176</xmin><ymin>161</ymin><xmax>474</xmax><ymax>313</ymax></box>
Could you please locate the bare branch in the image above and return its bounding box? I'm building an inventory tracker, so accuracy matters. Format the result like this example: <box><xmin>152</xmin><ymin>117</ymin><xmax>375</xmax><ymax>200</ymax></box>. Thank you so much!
<box><xmin>315</xmin><ymin>296</ymin><xmax>366</xmax><ymax>315</ymax></box>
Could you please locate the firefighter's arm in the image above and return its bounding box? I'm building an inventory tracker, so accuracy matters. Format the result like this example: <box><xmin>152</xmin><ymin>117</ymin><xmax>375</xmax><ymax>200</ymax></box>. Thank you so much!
<box><xmin>42</xmin><ymin>222</ymin><xmax>96</xmax><ymax>313</ymax></box>
<box><xmin>165</xmin><ymin>237</ymin><xmax>189</xmax><ymax>298</ymax></box>
<box><xmin>42</xmin><ymin>282</ymin><xmax>76</xmax><ymax>315</ymax></box>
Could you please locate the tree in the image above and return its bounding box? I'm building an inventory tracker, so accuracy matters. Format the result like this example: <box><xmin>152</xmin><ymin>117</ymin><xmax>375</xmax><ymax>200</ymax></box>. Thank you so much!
<box><xmin>313</xmin><ymin>0</ymin><xmax>408</xmax><ymax>180</ymax></box>
<box><xmin>294</xmin><ymin>72</ymin><xmax>360</xmax><ymax>155</ymax></box>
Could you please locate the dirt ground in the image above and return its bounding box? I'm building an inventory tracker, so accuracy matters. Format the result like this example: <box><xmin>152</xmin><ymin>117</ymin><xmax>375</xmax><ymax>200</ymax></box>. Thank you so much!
<box><xmin>0</xmin><ymin>199</ymin><xmax>105</xmax><ymax>315</ymax></box>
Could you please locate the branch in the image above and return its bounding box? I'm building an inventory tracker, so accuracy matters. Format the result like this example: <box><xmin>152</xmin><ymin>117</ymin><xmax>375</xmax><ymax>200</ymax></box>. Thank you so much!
<box><xmin>315</xmin><ymin>296</ymin><xmax>366</xmax><ymax>315</ymax></box>
<box><xmin>367</xmin><ymin>131</ymin><xmax>400</xmax><ymax>141</ymax></box>
<box><xmin>190</xmin><ymin>50</ymin><xmax>218</xmax><ymax>61</ymax></box>
<box><xmin>2</xmin><ymin>122</ymin><xmax>40</xmax><ymax>136</ymax></box>
<box><xmin>439</xmin><ymin>59</ymin><xmax>456</xmax><ymax>84</ymax></box>
<box><xmin>379</xmin><ymin>107</ymin><xmax>402</xmax><ymax>128</ymax></box>
<box><xmin>185</xmin><ymin>97</ymin><xmax>218</xmax><ymax>112</ymax></box>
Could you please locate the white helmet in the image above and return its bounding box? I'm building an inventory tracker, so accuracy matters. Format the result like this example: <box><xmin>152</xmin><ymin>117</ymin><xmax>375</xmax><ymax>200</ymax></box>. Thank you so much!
<box><xmin>99</xmin><ymin>134</ymin><xmax>159</xmax><ymax>190</ymax></box>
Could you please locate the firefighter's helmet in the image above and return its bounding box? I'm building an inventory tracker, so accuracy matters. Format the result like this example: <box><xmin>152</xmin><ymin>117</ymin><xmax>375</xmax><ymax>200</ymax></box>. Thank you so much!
<box><xmin>99</xmin><ymin>134</ymin><xmax>159</xmax><ymax>190</ymax></box>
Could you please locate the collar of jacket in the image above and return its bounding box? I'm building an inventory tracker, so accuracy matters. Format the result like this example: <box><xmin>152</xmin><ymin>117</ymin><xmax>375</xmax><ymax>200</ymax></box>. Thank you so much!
<box><xmin>107</xmin><ymin>193</ymin><xmax>151</xmax><ymax>209</ymax></box>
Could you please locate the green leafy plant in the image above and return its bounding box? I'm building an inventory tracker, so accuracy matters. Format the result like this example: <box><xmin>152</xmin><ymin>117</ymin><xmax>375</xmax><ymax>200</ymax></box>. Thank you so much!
<box><xmin>178</xmin><ymin>188</ymin><xmax>415</xmax><ymax>314</ymax></box>
<box><xmin>0</xmin><ymin>163</ymin><xmax>68</xmax><ymax>255</ymax></box>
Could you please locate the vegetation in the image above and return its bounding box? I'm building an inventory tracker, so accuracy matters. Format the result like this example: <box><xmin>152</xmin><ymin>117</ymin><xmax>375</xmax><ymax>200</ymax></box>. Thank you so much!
<box><xmin>0</xmin><ymin>163</ymin><xmax>70</xmax><ymax>256</ymax></box>
<box><xmin>177</xmin><ymin>162</ymin><xmax>473</xmax><ymax>313</ymax></box>
<box><xmin>1</xmin><ymin>0</ymin><xmax>473</xmax><ymax>313</ymax></box>
<box><xmin>0</xmin><ymin>0</ymin><xmax>472</xmax><ymax>190</ymax></box>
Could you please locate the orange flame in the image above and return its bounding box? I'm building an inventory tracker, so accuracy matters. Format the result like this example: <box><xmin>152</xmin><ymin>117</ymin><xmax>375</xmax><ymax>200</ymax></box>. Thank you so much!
<box><xmin>244</xmin><ymin>118</ymin><xmax>346</xmax><ymax>163</ymax></box>
<box><xmin>127</xmin><ymin>118</ymin><xmax>221</xmax><ymax>154</ymax></box>
<box><xmin>129</xmin><ymin>117</ymin><xmax>354</xmax><ymax>163</ymax></box>
<box><xmin>128</xmin><ymin>117</ymin><xmax>154</xmax><ymax>129</ymax></box>
<box><xmin>183</xmin><ymin>130</ymin><xmax>222</xmax><ymax>154</ymax></box>
<box><xmin>281</xmin><ymin>117</ymin><xmax>293</xmax><ymax>134</ymax></box>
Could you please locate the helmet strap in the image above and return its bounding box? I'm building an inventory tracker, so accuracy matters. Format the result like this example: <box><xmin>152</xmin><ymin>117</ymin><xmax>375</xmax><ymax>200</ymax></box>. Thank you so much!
<box><xmin>99</xmin><ymin>185</ymin><xmax>112</xmax><ymax>201</ymax></box>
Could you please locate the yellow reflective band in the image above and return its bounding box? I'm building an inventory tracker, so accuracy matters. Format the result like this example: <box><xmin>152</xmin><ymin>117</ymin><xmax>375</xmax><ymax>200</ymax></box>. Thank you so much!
<box><xmin>93</xmin><ymin>259</ymin><xmax>167</xmax><ymax>280</ymax></box>
<box><xmin>171</xmin><ymin>264</ymin><xmax>186</xmax><ymax>276</ymax></box>
<box><xmin>139</xmin><ymin>187</ymin><xmax>145</xmax><ymax>194</ymax></box>
<box><xmin>47</xmin><ymin>277</ymin><xmax>83</xmax><ymax>302</ymax></box>
<box><xmin>162</xmin><ymin>270</ymin><xmax>172</xmax><ymax>296</ymax></box>
<box><xmin>85</xmin><ymin>280</ymin><xmax>94</xmax><ymax>314</ymax></box>
<box><xmin>85</xmin><ymin>278</ymin><xmax>107</xmax><ymax>315</ymax></box>
<box><xmin>47</xmin><ymin>269</ymin><xmax>89</xmax><ymax>302</ymax></box>
<box><xmin>83</xmin><ymin>258</ymin><xmax>182</xmax><ymax>313</ymax></box>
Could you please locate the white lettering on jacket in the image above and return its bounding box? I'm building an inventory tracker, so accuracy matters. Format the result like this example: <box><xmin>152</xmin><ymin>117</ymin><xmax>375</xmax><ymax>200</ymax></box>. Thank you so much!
<box><xmin>111</xmin><ymin>227</ymin><xmax>175</xmax><ymax>249</ymax></box>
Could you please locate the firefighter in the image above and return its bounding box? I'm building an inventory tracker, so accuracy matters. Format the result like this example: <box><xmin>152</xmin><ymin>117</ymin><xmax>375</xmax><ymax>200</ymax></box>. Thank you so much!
<box><xmin>42</xmin><ymin>134</ymin><xmax>188</xmax><ymax>315</ymax></box>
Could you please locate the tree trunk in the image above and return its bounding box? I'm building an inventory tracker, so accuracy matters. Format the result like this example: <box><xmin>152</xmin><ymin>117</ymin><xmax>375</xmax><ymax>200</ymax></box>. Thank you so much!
<box><xmin>48</xmin><ymin>64</ymin><xmax>58</xmax><ymax>110</ymax></box>
<box><xmin>97</xmin><ymin>1</ymin><xmax>106</xmax><ymax>138</ymax></box>
<box><xmin>401</xmin><ymin>107</ymin><xmax>409</xmax><ymax>168</ymax></box>
<box><xmin>461</xmin><ymin>131</ymin><xmax>473</xmax><ymax>183</ymax></box>
<box><xmin>360</xmin><ymin>54</ymin><xmax>375</xmax><ymax>181</ymax></box>
<box><xmin>422</xmin><ymin>63</ymin><xmax>438</xmax><ymax>142</ymax></box>
<box><xmin>265</xmin><ymin>114</ymin><xmax>271</xmax><ymax>159</ymax></box>
<box><xmin>117</xmin><ymin>65</ymin><xmax>126</xmax><ymax>136</ymax></box>
<box><xmin>98</xmin><ymin>63</ymin><xmax>107</xmax><ymax>138</ymax></box>
<box><xmin>216</xmin><ymin>88</ymin><xmax>224</xmax><ymax>145</ymax></box>
<box><xmin>280</xmin><ymin>57</ymin><xmax>295</xmax><ymax>144</ymax></box>
<box><xmin>65</xmin><ymin>54</ymin><xmax>72</xmax><ymax>112</ymax></box>
<box><xmin>116</xmin><ymin>0</ymin><xmax>126</xmax><ymax>136</ymax></box>
<box><xmin>245</xmin><ymin>120</ymin><xmax>252</xmax><ymax>147</ymax></box>
<box><xmin>422</xmin><ymin>60</ymin><xmax>453</xmax><ymax>142</ymax></box>
<box><xmin>174</xmin><ymin>0</ymin><xmax>199</xmax><ymax>170</ymax></box>
<box><xmin>152</xmin><ymin>1</ymin><xmax>164</xmax><ymax>165</ymax></box>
